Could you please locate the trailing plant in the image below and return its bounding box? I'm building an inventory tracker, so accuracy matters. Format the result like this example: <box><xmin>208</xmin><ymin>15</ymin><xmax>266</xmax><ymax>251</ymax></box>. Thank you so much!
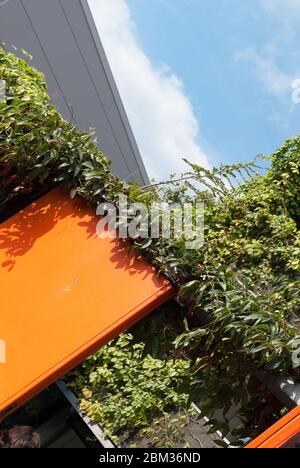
<box><xmin>0</xmin><ymin>46</ymin><xmax>126</xmax><ymax>211</ymax></box>
<box><xmin>69</xmin><ymin>304</ymin><xmax>285</xmax><ymax>446</ymax></box>
<box><xmin>1</xmin><ymin>47</ymin><xmax>300</xmax><ymax>442</ymax></box>
<box><xmin>68</xmin><ymin>331</ymin><xmax>195</xmax><ymax>447</ymax></box>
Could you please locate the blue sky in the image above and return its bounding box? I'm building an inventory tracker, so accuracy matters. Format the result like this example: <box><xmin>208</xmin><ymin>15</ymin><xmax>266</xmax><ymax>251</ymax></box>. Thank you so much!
<box><xmin>89</xmin><ymin>0</ymin><xmax>300</xmax><ymax>179</ymax></box>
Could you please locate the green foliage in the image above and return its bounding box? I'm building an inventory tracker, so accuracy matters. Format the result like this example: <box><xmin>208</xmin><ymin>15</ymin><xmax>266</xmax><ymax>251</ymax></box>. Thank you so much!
<box><xmin>191</xmin><ymin>341</ymin><xmax>285</xmax><ymax>444</ymax></box>
<box><xmin>69</xmin><ymin>305</ymin><xmax>284</xmax><ymax>446</ymax></box>
<box><xmin>166</xmin><ymin>158</ymin><xmax>300</xmax><ymax>373</ymax></box>
<box><xmin>69</xmin><ymin>333</ymin><xmax>194</xmax><ymax>446</ymax></box>
<box><xmin>1</xmin><ymin>47</ymin><xmax>300</xmax><ymax>443</ymax></box>
<box><xmin>0</xmin><ymin>46</ymin><xmax>126</xmax><ymax>212</ymax></box>
<box><xmin>136</xmin><ymin>411</ymin><xmax>191</xmax><ymax>449</ymax></box>
<box><xmin>271</xmin><ymin>138</ymin><xmax>300</xmax><ymax>223</ymax></box>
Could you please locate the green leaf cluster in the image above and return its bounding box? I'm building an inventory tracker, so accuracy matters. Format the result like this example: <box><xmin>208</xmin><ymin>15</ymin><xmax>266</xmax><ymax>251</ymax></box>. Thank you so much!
<box><xmin>69</xmin><ymin>333</ymin><xmax>194</xmax><ymax>445</ymax></box>
<box><xmin>1</xmin><ymin>47</ymin><xmax>300</xmax><ymax>443</ymax></box>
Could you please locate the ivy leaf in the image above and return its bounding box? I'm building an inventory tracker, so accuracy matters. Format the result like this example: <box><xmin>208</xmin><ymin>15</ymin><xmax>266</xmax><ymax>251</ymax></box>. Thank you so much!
<box><xmin>140</xmin><ymin>238</ymin><xmax>153</xmax><ymax>249</ymax></box>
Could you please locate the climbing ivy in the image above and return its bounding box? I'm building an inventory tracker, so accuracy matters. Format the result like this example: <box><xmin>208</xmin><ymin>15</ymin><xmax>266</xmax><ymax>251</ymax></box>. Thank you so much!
<box><xmin>69</xmin><ymin>330</ymin><xmax>194</xmax><ymax>447</ymax></box>
<box><xmin>1</xmin><ymin>47</ymin><xmax>300</xmax><ymax>443</ymax></box>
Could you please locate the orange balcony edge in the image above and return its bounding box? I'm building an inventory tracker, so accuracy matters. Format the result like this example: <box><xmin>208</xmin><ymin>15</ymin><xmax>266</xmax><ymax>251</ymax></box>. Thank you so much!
<box><xmin>246</xmin><ymin>405</ymin><xmax>300</xmax><ymax>448</ymax></box>
<box><xmin>0</xmin><ymin>188</ymin><xmax>175</xmax><ymax>420</ymax></box>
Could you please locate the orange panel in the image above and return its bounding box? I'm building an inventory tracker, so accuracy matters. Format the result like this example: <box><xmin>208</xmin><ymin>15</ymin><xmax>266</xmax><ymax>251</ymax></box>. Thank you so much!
<box><xmin>0</xmin><ymin>189</ymin><xmax>174</xmax><ymax>420</ymax></box>
<box><xmin>246</xmin><ymin>406</ymin><xmax>300</xmax><ymax>448</ymax></box>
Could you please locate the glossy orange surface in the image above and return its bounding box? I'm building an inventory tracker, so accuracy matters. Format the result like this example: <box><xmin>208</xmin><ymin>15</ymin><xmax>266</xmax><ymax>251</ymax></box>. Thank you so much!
<box><xmin>246</xmin><ymin>406</ymin><xmax>300</xmax><ymax>448</ymax></box>
<box><xmin>0</xmin><ymin>189</ymin><xmax>174</xmax><ymax>419</ymax></box>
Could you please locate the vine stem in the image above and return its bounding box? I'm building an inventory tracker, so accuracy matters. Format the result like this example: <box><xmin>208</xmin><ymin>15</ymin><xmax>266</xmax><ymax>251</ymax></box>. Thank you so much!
<box><xmin>139</xmin><ymin>175</ymin><xmax>198</xmax><ymax>191</ymax></box>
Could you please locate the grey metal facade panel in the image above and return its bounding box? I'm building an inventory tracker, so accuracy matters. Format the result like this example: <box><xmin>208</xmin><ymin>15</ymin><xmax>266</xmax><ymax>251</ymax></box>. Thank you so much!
<box><xmin>0</xmin><ymin>0</ymin><xmax>149</xmax><ymax>184</ymax></box>
<box><xmin>0</xmin><ymin>0</ymin><xmax>71</xmax><ymax>117</ymax></box>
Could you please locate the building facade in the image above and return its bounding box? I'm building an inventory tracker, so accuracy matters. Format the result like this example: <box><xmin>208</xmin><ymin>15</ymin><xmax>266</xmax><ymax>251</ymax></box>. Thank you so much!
<box><xmin>0</xmin><ymin>0</ymin><xmax>149</xmax><ymax>185</ymax></box>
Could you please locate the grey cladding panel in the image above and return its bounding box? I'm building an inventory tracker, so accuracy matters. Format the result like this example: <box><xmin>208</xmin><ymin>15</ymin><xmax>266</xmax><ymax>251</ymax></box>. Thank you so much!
<box><xmin>0</xmin><ymin>0</ymin><xmax>70</xmax><ymax>116</ymax></box>
<box><xmin>0</xmin><ymin>0</ymin><xmax>149</xmax><ymax>184</ymax></box>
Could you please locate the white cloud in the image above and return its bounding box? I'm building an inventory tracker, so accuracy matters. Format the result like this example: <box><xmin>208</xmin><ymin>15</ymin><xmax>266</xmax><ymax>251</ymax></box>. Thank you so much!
<box><xmin>263</xmin><ymin>0</ymin><xmax>300</xmax><ymax>18</ymax></box>
<box><xmin>236</xmin><ymin>48</ymin><xmax>295</xmax><ymax>99</ymax></box>
<box><xmin>236</xmin><ymin>0</ymin><xmax>300</xmax><ymax>102</ymax></box>
<box><xmin>88</xmin><ymin>0</ymin><xmax>209</xmax><ymax>180</ymax></box>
